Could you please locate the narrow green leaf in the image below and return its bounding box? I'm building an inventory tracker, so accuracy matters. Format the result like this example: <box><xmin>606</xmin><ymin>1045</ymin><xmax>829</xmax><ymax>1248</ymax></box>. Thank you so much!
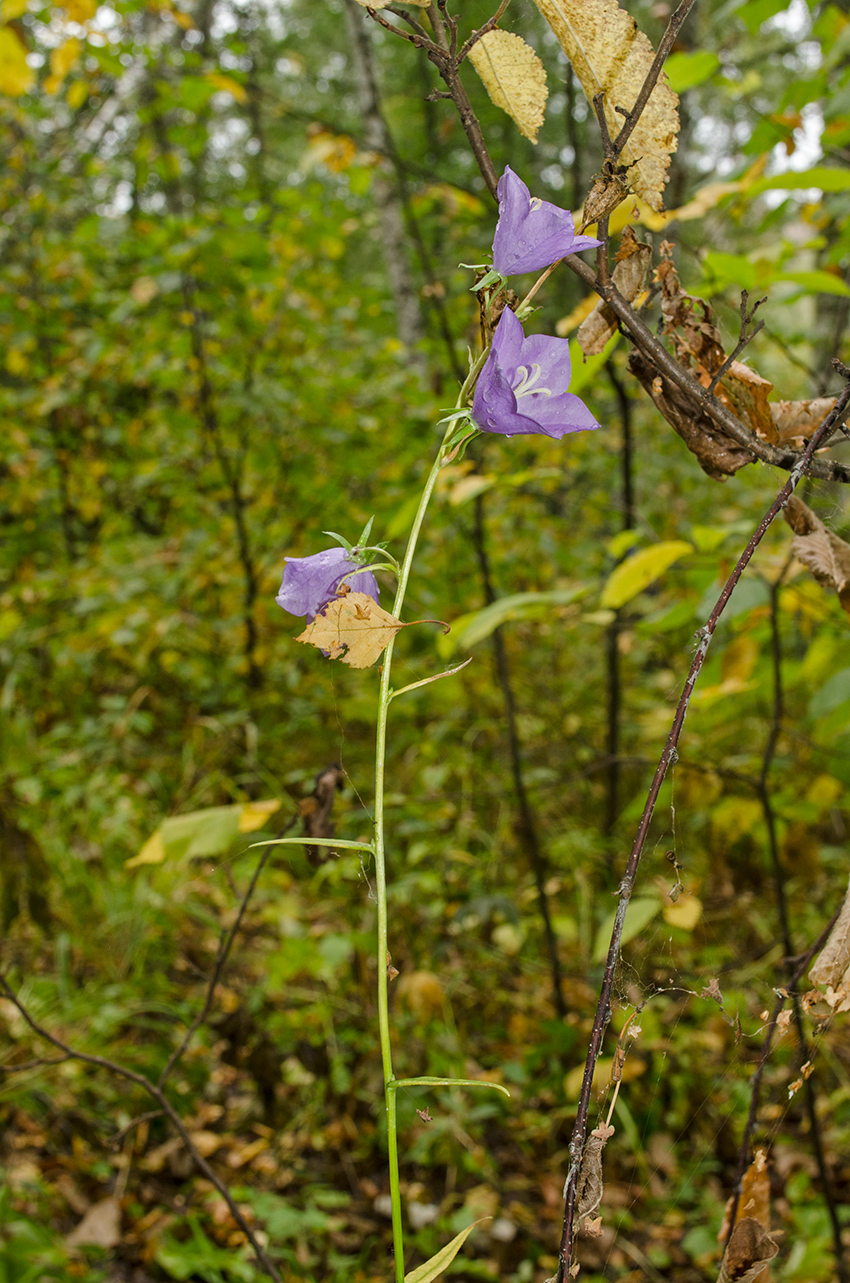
<box><xmin>779</xmin><ymin>270</ymin><xmax>850</xmax><ymax>297</ymax></box>
<box><xmin>404</xmin><ymin>1218</ymin><xmax>490</xmax><ymax>1283</ymax></box>
<box><xmin>748</xmin><ymin>167</ymin><xmax>850</xmax><ymax>195</ymax></box>
<box><xmin>438</xmin><ymin>588</ymin><xmax>586</xmax><ymax>658</ymax></box>
<box><xmin>600</xmin><ymin>541</ymin><xmax>693</xmax><ymax>610</ymax></box>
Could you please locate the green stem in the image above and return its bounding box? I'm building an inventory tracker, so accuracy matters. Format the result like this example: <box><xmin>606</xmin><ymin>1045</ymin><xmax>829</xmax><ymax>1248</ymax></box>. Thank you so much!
<box><xmin>374</xmin><ymin>346</ymin><xmax>490</xmax><ymax>1281</ymax></box>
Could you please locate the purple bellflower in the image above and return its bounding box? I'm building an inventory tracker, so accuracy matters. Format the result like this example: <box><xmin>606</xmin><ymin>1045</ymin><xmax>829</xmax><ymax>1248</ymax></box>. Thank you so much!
<box><xmin>276</xmin><ymin>546</ymin><xmax>380</xmax><ymax>622</ymax></box>
<box><xmin>472</xmin><ymin>306</ymin><xmax>600</xmax><ymax>440</ymax></box>
<box><xmin>492</xmin><ymin>166</ymin><xmax>601</xmax><ymax>277</ymax></box>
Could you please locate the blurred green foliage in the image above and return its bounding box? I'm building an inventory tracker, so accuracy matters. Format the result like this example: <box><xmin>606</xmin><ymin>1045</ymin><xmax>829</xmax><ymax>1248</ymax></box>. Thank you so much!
<box><xmin>1</xmin><ymin>0</ymin><xmax>849</xmax><ymax>1278</ymax></box>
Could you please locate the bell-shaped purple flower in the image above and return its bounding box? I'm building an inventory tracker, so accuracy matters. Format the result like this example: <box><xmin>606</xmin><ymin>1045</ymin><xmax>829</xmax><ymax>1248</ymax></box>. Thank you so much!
<box><xmin>472</xmin><ymin>307</ymin><xmax>600</xmax><ymax>440</ymax></box>
<box><xmin>276</xmin><ymin>546</ymin><xmax>380</xmax><ymax>621</ymax></box>
<box><xmin>492</xmin><ymin>167</ymin><xmax>601</xmax><ymax>277</ymax></box>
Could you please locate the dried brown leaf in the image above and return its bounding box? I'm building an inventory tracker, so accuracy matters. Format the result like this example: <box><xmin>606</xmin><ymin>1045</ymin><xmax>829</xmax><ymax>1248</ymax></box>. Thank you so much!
<box><xmin>296</xmin><ymin>592</ymin><xmax>404</xmax><ymax>669</ymax></box>
<box><xmin>720</xmin><ymin>362</ymin><xmax>775</xmax><ymax>441</ymax></box>
<box><xmin>467</xmin><ymin>30</ymin><xmax>548</xmax><ymax>144</ymax></box>
<box><xmin>576</xmin><ymin>1121</ymin><xmax>615</xmax><ymax>1228</ymax></box>
<box><xmin>66</xmin><ymin>1197</ymin><xmax>122</xmax><ymax>1249</ymax></box>
<box><xmin>810</xmin><ymin>875</ymin><xmax>850</xmax><ymax>988</ymax></box>
<box><xmin>717</xmin><ymin>1218</ymin><xmax>780</xmax><ymax>1283</ymax></box>
<box><xmin>770</xmin><ymin>396</ymin><xmax>837</xmax><ymax>446</ymax></box>
<box><xmin>783</xmin><ymin>496</ymin><xmax>850</xmax><ymax>621</ymax></box>
<box><xmin>532</xmin><ymin>0</ymin><xmax>679</xmax><ymax>209</ymax></box>
<box><xmin>577</xmin><ymin>227</ymin><xmax>651</xmax><ymax>355</ymax></box>
<box><xmin>629</xmin><ymin>349</ymin><xmax>753</xmax><ymax>480</ymax></box>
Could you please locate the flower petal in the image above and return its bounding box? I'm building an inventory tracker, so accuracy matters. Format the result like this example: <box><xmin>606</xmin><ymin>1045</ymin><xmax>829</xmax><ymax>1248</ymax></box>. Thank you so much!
<box><xmin>276</xmin><ymin>547</ymin><xmax>379</xmax><ymax>619</ymax></box>
<box><xmin>491</xmin><ymin>166</ymin><xmax>601</xmax><ymax>275</ymax></box>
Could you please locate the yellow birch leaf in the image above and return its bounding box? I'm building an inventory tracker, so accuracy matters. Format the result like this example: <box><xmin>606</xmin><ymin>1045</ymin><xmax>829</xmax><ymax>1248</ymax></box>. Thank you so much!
<box><xmin>0</xmin><ymin>0</ymin><xmax>28</xmax><ymax>19</ymax></box>
<box><xmin>352</xmin><ymin>0</ymin><xmax>430</xmax><ymax>8</ymax></box>
<box><xmin>66</xmin><ymin>77</ymin><xmax>87</xmax><ymax>108</ymax></box>
<box><xmin>50</xmin><ymin>37</ymin><xmax>81</xmax><ymax>82</ymax></box>
<box><xmin>238</xmin><ymin>798</ymin><xmax>281</xmax><ymax>833</ymax></box>
<box><xmin>125</xmin><ymin>830</ymin><xmax>166</xmax><ymax>869</ymax></box>
<box><xmin>63</xmin><ymin>0</ymin><xmax>96</xmax><ymax>21</ymax></box>
<box><xmin>467</xmin><ymin>29</ymin><xmax>548</xmax><ymax>145</ymax></box>
<box><xmin>663</xmin><ymin>894</ymin><xmax>702</xmax><ymax>931</ymax></box>
<box><xmin>0</xmin><ymin>25</ymin><xmax>34</xmax><ymax>96</ymax></box>
<box><xmin>531</xmin><ymin>0</ymin><xmax>679</xmax><ymax>209</ymax></box>
<box><xmin>296</xmin><ymin>592</ymin><xmax>404</xmax><ymax>669</ymax></box>
<box><xmin>205</xmin><ymin>71</ymin><xmax>247</xmax><ymax>103</ymax></box>
<box><xmin>600</xmin><ymin>541</ymin><xmax>693</xmax><ymax>609</ymax></box>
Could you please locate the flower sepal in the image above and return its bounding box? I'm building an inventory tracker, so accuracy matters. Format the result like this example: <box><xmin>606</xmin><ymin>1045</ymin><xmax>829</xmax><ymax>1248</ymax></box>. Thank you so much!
<box><xmin>470</xmin><ymin>268</ymin><xmax>505</xmax><ymax>294</ymax></box>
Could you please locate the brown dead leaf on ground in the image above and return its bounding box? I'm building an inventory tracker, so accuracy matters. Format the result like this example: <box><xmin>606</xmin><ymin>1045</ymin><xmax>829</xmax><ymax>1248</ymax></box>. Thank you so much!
<box><xmin>296</xmin><ymin>592</ymin><xmax>404</xmax><ymax>668</ymax></box>
<box><xmin>783</xmin><ymin>495</ymin><xmax>850</xmax><ymax>620</ymax></box>
<box><xmin>66</xmin><ymin>1196</ymin><xmax>122</xmax><ymax>1249</ymax></box>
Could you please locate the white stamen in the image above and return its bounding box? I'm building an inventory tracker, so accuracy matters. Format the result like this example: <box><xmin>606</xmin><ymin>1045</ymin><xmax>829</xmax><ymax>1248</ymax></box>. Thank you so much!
<box><xmin>514</xmin><ymin>363</ymin><xmax>552</xmax><ymax>399</ymax></box>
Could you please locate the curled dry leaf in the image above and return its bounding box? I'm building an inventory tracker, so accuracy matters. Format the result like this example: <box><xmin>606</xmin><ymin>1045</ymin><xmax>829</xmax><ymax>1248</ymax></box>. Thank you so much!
<box><xmin>576</xmin><ymin>1121</ymin><xmax>615</xmax><ymax>1228</ymax></box>
<box><xmin>532</xmin><ymin>0</ymin><xmax>679</xmax><ymax>210</ymax></box>
<box><xmin>770</xmin><ymin>396</ymin><xmax>838</xmax><ymax>446</ymax></box>
<box><xmin>577</xmin><ymin>226</ymin><xmax>651</xmax><ymax>356</ymax></box>
<box><xmin>720</xmin><ymin>362</ymin><xmax>775</xmax><ymax>441</ymax></box>
<box><xmin>629</xmin><ymin>349</ymin><xmax>753</xmax><ymax>479</ymax></box>
<box><xmin>810</xmin><ymin>874</ymin><xmax>850</xmax><ymax>988</ymax></box>
<box><xmin>296</xmin><ymin>591</ymin><xmax>404</xmax><ymax>668</ymax></box>
<box><xmin>717</xmin><ymin>1218</ymin><xmax>780</xmax><ymax>1283</ymax></box>
<box><xmin>467</xmin><ymin>30</ymin><xmax>548</xmax><ymax>144</ymax></box>
<box><xmin>352</xmin><ymin>0</ymin><xmax>430</xmax><ymax>7</ymax></box>
<box><xmin>783</xmin><ymin>495</ymin><xmax>850</xmax><ymax>621</ymax></box>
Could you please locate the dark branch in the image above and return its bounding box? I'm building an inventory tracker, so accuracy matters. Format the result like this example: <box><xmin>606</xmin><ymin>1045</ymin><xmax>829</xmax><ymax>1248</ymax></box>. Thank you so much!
<box><xmin>704</xmin><ymin>290</ymin><xmax>767</xmax><ymax>399</ymax></box>
<box><xmin>457</xmin><ymin>0</ymin><xmax>512</xmax><ymax>64</ymax></box>
<box><xmin>611</xmin><ymin>0</ymin><xmax>698</xmax><ymax>160</ymax></box>
<box><xmin>556</xmin><ymin>378</ymin><xmax>850</xmax><ymax>1279</ymax></box>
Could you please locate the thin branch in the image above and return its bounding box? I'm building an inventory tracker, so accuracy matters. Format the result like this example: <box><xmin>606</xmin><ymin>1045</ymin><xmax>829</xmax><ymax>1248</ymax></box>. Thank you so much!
<box><xmin>556</xmin><ymin>378</ymin><xmax>850</xmax><ymax>1280</ymax></box>
<box><xmin>0</xmin><ymin>974</ymin><xmax>283</xmax><ymax>1283</ymax></box>
<box><xmin>457</xmin><ymin>0</ymin><xmax>512</xmax><ymax>64</ymax></box>
<box><xmin>611</xmin><ymin>0</ymin><xmax>698</xmax><ymax>159</ymax></box>
<box><xmin>107</xmin><ymin>1110</ymin><xmax>164</xmax><ymax>1149</ymax></box>
<box><xmin>384</xmin><ymin>5</ymin><xmax>432</xmax><ymax>40</ymax></box>
<box><xmin>723</xmin><ymin>905</ymin><xmax>843</xmax><ymax>1241</ymax></box>
<box><xmin>366</xmin><ymin>6</ymin><xmax>435</xmax><ymax>50</ymax></box>
<box><xmin>157</xmin><ymin>841</ymin><xmax>278</xmax><ymax>1088</ymax></box>
<box><xmin>563</xmin><ymin>256</ymin><xmax>850</xmax><ymax>483</ymax></box>
<box><xmin>704</xmin><ymin>290</ymin><xmax>767</xmax><ymax>399</ymax></box>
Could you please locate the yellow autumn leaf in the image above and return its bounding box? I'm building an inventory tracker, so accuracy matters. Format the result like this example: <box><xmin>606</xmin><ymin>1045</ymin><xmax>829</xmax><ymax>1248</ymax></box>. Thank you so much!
<box><xmin>50</xmin><ymin>37</ymin><xmax>81</xmax><ymax>82</ymax></box>
<box><xmin>125</xmin><ymin>830</ymin><xmax>165</xmax><ymax>869</ymax></box>
<box><xmin>205</xmin><ymin>71</ymin><xmax>247</xmax><ymax>103</ymax></box>
<box><xmin>5</xmin><ymin>347</ymin><xmax>27</xmax><ymax>375</ymax></box>
<box><xmin>663</xmin><ymin>894</ymin><xmax>702</xmax><ymax>931</ymax></box>
<box><xmin>0</xmin><ymin>25</ymin><xmax>34</xmax><ymax>96</ymax></box>
<box><xmin>238</xmin><ymin>798</ymin><xmax>281</xmax><ymax>833</ymax></box>
<box><xmin>564</xmin><ymin>1052</ymin><xmax>645</xmax><ymax>1100</ymax></box>
<box><xmin>600</xmin><ymin>540</ymin><xmax>693</xmax><ymax>609</ymax></box>
<box><xmin>66</xmin><ymin>77</ymin><xmax>87</xmax><ymax>108</ymax></box>
<box><xmin>296</xmin><ymin>592</ymin><xmax>405</xmax><ymax>669</ymax></box>
<box><xmin>531</xmin><ymin>0</ymin><xmax>679</xmax><ymax>210</ymax></box>
<box><xmin>63</xmin><ymin>0</ymin><xmax>96</xmax><ymax>21</ymax></box>
<box><xmin>0</xmin><ymin>0</ymin><xmax>28</xmax><ymax>19</ymax></box>
<box><xmin>467</xmin><ymin>29</ymin><xmax>548</xmax><ymax>145</ymax></box>
<box><xmin>404</xmin><ymin>1220</ymin><xmax>491</xmax><ymax>1283</ymax></box>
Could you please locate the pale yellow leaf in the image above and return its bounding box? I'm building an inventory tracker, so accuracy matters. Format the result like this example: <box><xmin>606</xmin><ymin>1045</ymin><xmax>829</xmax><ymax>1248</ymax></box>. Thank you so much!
<box><xmin>663</xmin><ymin>893</ymin><xmax>702</xmax><ymax>931</ymax></box>
<box><xmin>0</xmin><ymin>0</ymin><xmax>28</xmax><ymax>19</ymax></box>
<box><xmin>564</xmin><ymin>1052</ymin><xmax>645</xmax><ymax>1100</ymax></box>
<box><xmin>50</xmin><ymin>36</ymin><xmax>81</xmax><ymax>82</ymax></box>
<box><xmin>0</xmin><ymin>25</ymin><xmax>34</xmax><ymax>96</ymax></box>
<box><xmin>296</xmin><ymin>592</ymin><xmax>404</xmax><ymax>669</ymax></box>
<box><xmin>238</xmin><ymin>798</ymin><xmax>281</xmax><ymax>833</ymax></box>
<box><xmin>467</xmin><ymin>30</ymin><xmax>548</xmax><ymax>144</ymax></box>
<box><xmin>531</xmin><ymin>0</ymin><xmax>679</xmax><ymax>209</ymax></box>
<box><xmin>63</xmin><ymin>0</ymin><xmax>96</xmax><ymax>21</ymax></box>
<box><xmin>205</xmin><ymin>71</ymin><xmax>247</xmax><ymax>102</ymax></box>
<box><xmin>600</xmin><ymin>541</ymin><xmax>692</xmax><ymax>609</ymax></box>
<box><xmin>124</xmin><ymin>830</ymin><xmax>165</xmax><ymax>869</ymax></box>
<box><xmin>404</xmin><ymin>1218</ymin><xmax>490</xmax><ymax>1283</ymax></box>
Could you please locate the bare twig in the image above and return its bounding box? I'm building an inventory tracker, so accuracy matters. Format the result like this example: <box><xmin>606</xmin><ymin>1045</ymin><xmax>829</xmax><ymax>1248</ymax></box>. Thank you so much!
<box><xmin>705</xmin><ymin>291</ymin><xmax>767</xmax><ymax>399</ymax></box>
<box><xmin>157</xmin><ymin>846</ymin><xmax>275</xmax><ymax>1087</ymax></box>
<box><xmin>724</xmin><ymin>905</ymin><xmax>843</xmax><ymax>1239</ymax></box>
<box><xmin>611</xmin><ymin>0</ymin><xmax>698</xmax><ymax>160</ymax></box>
<box><xmin>107</xmin><ymin>1110</ymin><xmax>164</xmax><ymax>1148</ymax></box>
<box><xmin>563</xmin><ymin>256</ymin><xmax>850</xmax><ymax>483</ymax></box>
<box><xmin>0</xmin><ymin>973</ymin><xmax>283</xmax><ymax>1283</ymax></box>
<box><xmin>556</xmin><ymin>378</ymin><xmax>850</xmax><ymax>1280</ymax></box>
<box><xmin>457</xmin><ymin>0</ymin><xmax>512</xmax><ymax>64</ymax></box>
